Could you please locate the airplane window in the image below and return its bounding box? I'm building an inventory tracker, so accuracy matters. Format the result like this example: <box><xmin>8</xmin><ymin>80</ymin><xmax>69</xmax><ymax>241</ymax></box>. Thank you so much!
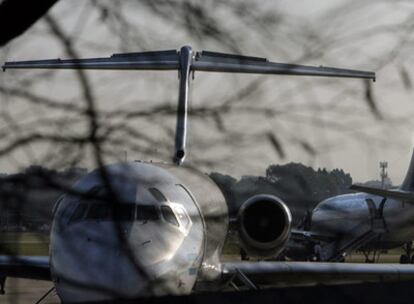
<box><xmin>86</xmin><ymin>204</ymin><xmax>111</xmax><ymax>220</ymax></box>
<box><xmin>113</xmin><ymin>204</ymin><xmax>136</xmax><ymax>221</ymax></box>
<box><xmin>174</xmin><ymin>205</ymin><xmax>190</xmax><ymax>229</ymax></box>
<box><xmin>85</xmin><ymin>203</ymin><xmax>135</xmax><ymax>221</ymax></box>
<box><xmin>148</xmin><ymin>187</ymin><xmax>168</xmax><ymax>203</ymax></box>
<box><xmin>71</xmin><ymin>203</ymin><xmax>162</xmax><ymax>223</ymax></box>
<box><xmin>161</xmin><ymin>205</ymin><xmax>179</xmax><ymax>227</ymax></box>
<box><xmin>70</xmin><ymin>204</ymin><xmax>88</xmax><ymax>223</ymax></box>
<box><xmin>137</xmin><ymin>205</ymin><xmax>159</xmax><ymax>221</ymax></box>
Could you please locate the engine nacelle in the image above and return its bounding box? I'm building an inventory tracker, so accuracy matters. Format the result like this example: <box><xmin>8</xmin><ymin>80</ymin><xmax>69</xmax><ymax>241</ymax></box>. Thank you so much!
<box><xmin>237</xmin><ymin>194</ymin><xmax>292</xmax><ymax>257</ymax></box>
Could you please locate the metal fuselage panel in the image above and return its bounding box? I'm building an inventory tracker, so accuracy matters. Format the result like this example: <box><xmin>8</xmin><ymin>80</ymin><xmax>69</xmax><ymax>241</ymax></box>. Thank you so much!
<box><xmin>311</xmin><ymin>192</ymin><xmax>414</xmax><ymax>248</ymax></box>
<box><xmin>49</xmin><ymin>162</ymin><xmax>227</xmax><ymax>302</ymax></box>
<box><xmin>311</xmin><ymin>193</ymin><xmax>373</xmax><ymax>236</ymax></box>
<box><xmin>382</xmin><ymin>197</ymin><xmax>414</xmax><ymax>244</ymax></box>
<box><xmin>162</xmin><ymin>164</ymin><xmax>229</xmax><ymax>280</ymax></box>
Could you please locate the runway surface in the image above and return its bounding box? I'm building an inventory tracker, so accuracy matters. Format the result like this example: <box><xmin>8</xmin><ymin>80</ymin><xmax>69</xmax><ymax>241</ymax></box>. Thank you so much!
<box><xmin>3</xmin><ymin>276</ymin><xmax>414</xmax><ymax>304</ymax></box>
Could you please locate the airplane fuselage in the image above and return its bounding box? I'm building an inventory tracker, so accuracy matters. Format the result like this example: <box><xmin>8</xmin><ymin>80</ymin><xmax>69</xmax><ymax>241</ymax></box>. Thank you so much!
<box><xmin>312</xmin><ymin>192</ymin><xmax>414</xmax><ymax>251</ymax></box>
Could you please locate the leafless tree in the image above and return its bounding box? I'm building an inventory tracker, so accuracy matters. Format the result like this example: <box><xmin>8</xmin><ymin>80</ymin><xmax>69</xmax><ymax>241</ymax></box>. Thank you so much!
<box><xmin>1</xmin><ymin>1</ymin><xmax>414</xmax><ymax>176</ymax></box>
<box><xmin>1</xmin><ymin>0</ymin><xmax>414</xmax><ymax>301</ymax></box>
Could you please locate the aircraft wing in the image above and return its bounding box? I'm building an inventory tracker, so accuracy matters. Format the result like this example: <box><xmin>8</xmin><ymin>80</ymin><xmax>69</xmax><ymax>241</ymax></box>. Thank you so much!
<box><xmin>221</xmin><ymin>262</ymin><xmax>414</xmax><ymax>287</ymax></box>
<box><xmin>2</xmin><ymin>47</ymin><xmax>376</xmax><ymax>81</ymax></box>
<box><xmin>350</xmin><ymin>185</ymin><xmax>414</xmax><ymax>201</ymax></box>
<box><xmin>0</xmin><ymin>255</ymin><xmax>51</xmax><ymax>281</ymax></box>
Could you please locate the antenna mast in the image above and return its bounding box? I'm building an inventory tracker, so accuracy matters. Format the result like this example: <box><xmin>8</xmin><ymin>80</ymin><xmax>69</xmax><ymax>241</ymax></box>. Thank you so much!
<box><xmin>380</xmin><ymin>161</ymin><xmax>388</xmax><ymax>189</ymax></box>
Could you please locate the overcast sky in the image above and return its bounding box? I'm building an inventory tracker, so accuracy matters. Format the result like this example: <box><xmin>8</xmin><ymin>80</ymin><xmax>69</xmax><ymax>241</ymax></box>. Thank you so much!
<box><xmin>1</xmin><ymin>0</ymin><xmax>414</xmax><ymax>184</ymax></box>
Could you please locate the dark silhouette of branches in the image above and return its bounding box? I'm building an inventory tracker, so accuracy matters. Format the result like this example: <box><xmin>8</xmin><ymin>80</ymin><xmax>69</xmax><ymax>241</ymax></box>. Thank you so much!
<box><xmin>2</xmin><ymin>1</ymin><xmax>414</xmax><ymax>301</ymax></box>
<box><xmin>44</xmin><ymin>15</ymin><xmax>102</xmax><ymax>166</ymax></box>
<box><xmin>4</xmin><ymin>0</ymin><xmax>409</xmax><ymax>173</ymax></box>
<box><xmin>364</xmin><ymin>80</ymin><xmax>382</xmax><ymax>120</ymax></box>
<box><xmin>0</xmin><ymin>0</ymin><xmax>412</xmax><ymax>256</ymax></box>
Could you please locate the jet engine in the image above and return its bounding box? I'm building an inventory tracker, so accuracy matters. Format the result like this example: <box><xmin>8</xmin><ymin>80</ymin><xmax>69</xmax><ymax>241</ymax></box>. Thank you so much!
<box><xmin>237</xmin><ymin>194</ymin><xmax>292</xmax><ymax>257</ymax></box>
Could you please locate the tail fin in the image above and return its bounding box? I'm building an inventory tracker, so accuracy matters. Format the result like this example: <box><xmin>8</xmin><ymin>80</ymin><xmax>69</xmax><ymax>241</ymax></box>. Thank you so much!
<box><xmin>400</xmin><ymin>150</ymin><xmax>414</xmax><ymax>191</ymax></box>
<box><xmin>2</xmin><ymin>45</ymin><xmax>375</xmax><ymax>166</ymax></box>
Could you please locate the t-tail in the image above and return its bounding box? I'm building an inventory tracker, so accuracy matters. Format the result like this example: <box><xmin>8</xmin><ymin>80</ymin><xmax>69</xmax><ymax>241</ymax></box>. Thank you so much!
<box><xmin>400</xmin><ymin>150</ymin><xmax>414</xmax><ymax>191</ymax></box>
<box><xmin>2</xmin><ymin>45</ymin><xmax>376</xmax><ymax>166</ymax></box>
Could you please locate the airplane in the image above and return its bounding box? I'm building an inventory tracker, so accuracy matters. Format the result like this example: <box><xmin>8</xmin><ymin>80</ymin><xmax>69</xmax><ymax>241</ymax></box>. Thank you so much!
<box><xmin>2</xmin><ymin>45</ymin><xmax>414</xmax><ymax>303</ymax></box>
<box><xmin>288</xmin><ymin>150</ymin><xmax>414</xmax><ymax>264</ymax></box>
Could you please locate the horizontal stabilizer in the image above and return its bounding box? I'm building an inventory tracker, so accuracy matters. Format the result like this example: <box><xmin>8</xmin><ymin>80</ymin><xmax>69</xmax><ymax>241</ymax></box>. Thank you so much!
<box><xmin>2</xmin><ymin>50</ymin><xmax>180</xmax><ymax>71</ymax></box>
<box><xmin>350</xmin><ymin>184</ymin><xmax>414</xmax><ymax>201</ymax></box>
<box><xmin>2</xmin><ymin>46</ymin><xmax>376</xmax><ymax>81</ymax></box>
<box><xmin>193</xmin><ymin>51</ymin><xmax>375</xmax><ymax>79</ymax></box>
<box><xmin>2</xmin><ymin>45</ymin><xmax>375</xmax><ymax>166</ymax></box>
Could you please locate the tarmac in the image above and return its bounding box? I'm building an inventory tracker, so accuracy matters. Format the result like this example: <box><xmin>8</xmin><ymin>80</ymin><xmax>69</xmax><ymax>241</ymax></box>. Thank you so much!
<box><xmin>3</xmin><ymin>276</ymin><xmax>414</xmax><ymax>304</ymax></box>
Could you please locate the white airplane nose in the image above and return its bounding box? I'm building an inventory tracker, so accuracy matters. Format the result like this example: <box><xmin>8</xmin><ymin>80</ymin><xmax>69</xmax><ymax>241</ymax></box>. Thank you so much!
<box><xmin>50</xmin><ymin>220</ymin><xmax>150</xmax><ymax>302</ymax></box>
<box><xmin>51</xmin><ymin>223</ymin><xmax>185</xmax><ymax>300</ymax></box>
<box><xmin>49</xmin><ymin>162</ymin><xmax>205</xmax><ymax>302</ymax></box>
<box><xmin>50</xmin><ymin>203</ymin><xmax>201</xmax><ymax>302</ymax></box>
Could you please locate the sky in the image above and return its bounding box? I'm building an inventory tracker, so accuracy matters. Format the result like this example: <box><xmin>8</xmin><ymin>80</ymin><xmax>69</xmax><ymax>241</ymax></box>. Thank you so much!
<box><xmin>1</xmin><ymin>0</ymin><xmax>414</xmax><ymax>184</ymax></box>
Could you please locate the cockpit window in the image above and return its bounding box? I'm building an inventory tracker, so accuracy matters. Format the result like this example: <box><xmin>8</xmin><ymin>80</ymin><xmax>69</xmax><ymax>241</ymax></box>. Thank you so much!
<box><xmin>174</xmin><ymin>205</ymin><xmax>191</xmax><ymax>229</ymax></box>
<box><xmin>148</xmin><ymin>187</ymin><xmax>168</xmax><ymax>203</ymax></box>
<box><xmin>69</xmin><ymin>203</ymin><xmax>164</xmax><ymax>224</ymax></box>
<box><xmin>161</xmin><ymin>205</ymin><xmax>179</xmax><ymax>227</ymax></box>
<box><xmin>137</xmin><ymin>205</ymin><xmax>159</xmax><ymax>221</ymax></box>
<box><xmin>86</xmin><ymin>204</ymin><xmax>111</xmax><ymax>220</ymax></box>
<box><xmin>85</xmin><ymin>203</ymin><xmax>135</xmax><ymax>221</ymax></box>
<box><xmin>113</xmin><ymin>204</ymin><xmax>136</xmax><ymax>221</ymax></box>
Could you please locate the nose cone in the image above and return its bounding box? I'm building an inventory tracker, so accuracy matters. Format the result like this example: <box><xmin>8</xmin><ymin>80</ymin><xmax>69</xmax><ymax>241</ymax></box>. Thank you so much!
<box><xmin>50</xmin><ymin>162</ymin><xmax>204</xmax><ymax>302</ymax></box>
<box><xmin>51</xmin><ymin>219</ymin><xmax>193</xmax><ymax>302</ymax></box>
<box><xmin>51</xmin><ymin>221</ymin><xmax>147</xmax><ymax>301</ymax></box>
